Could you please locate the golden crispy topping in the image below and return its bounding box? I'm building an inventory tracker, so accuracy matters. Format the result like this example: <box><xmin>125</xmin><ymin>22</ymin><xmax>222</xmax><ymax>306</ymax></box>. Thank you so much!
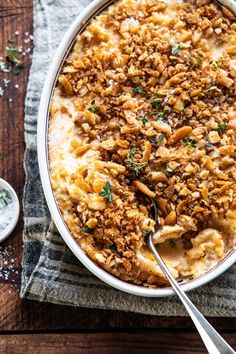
<box><xmin>50</xmin><ymin>0</ymin><xmax>236</xmax><ymax>287</ymax></box>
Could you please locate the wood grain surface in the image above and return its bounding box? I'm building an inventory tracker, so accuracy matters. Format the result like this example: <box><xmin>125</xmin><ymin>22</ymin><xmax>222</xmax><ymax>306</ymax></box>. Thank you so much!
<box><xmin>0</xmin><ymin>0</ymin><xmax>235</xmax><ymax>353</ymax></box>
<box><xmin>0</xmin><ymin>332</ymin><xmax>235</xmax><ymax>354</ymax></box>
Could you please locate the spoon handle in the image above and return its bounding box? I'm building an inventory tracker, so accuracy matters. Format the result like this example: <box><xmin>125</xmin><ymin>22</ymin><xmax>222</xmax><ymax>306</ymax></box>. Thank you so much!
<box><xmin>148</xmin><ymin>236</ymin><xmax>235</xmax><ymax>354</ymax></box>
<box><xmin>214</xmin><ymin>0</ymin><xmax>236</xmax><ymax>16</ymax></box>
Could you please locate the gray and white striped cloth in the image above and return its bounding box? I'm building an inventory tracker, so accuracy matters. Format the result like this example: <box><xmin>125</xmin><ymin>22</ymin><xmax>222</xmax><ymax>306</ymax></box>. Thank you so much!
<box><xmin>21</xmin><ymin>0</ymin><xmax>236</xmax><ymax>316</ymax></box>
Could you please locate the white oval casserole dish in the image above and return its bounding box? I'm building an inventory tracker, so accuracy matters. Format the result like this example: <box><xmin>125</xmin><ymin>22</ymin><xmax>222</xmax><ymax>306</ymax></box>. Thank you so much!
<box><xmin>37</xmin><ymin>0</ymin><xmax>236</xmax><ymax>297</ymax></box>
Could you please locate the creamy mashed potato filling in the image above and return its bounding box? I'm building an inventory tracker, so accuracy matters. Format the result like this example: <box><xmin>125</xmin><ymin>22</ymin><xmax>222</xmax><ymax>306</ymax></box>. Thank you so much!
<box><xmin>49</xmin><ymin>0</ymin><xmax>236</xmax><ymax>287</ymax></box>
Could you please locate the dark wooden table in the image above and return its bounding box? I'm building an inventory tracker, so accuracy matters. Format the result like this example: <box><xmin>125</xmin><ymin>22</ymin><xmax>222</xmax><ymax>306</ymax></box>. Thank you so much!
<box><xmin>0</xmin><ymin>1</ymin><xmax>235</xmax><ymax>353</ymax></box>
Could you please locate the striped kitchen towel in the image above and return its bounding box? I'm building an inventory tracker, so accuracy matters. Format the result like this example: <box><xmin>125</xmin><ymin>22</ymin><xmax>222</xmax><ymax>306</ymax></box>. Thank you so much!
<box><xmin>21</xmin><ymin>0</ymin><xmax>236</xmax><ymax>316</ymax></box>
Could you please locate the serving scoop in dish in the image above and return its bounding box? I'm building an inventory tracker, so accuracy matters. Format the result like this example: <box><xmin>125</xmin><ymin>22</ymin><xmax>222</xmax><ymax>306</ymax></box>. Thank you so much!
<box><xmin>148</xmin><ymin>200</ymin><xmax>235</xmax><ymax>354</ymax></box>
<box><xmin>148</xmin><ymin>233</ymin><xmax>235</xmax><ymax>354</ymax></box>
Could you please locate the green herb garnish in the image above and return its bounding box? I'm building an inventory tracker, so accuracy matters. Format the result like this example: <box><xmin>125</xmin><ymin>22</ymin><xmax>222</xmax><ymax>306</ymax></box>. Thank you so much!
<box><xmin>133</xmin><ymin>86</ymin><xmax>147</xmax><ymax>94</ymax></box>
<box><xmin>5</xmin><ymin>47</ymin><xmax>22</xmax><ymax>67</ymax></box>
<box><xmin>88</xmin><ymin>106</ymin><xmax>99</xmax><ymax>114</ymax></box>
<box><xmin>210</xmin><ymin>61</ymin><xmax>218</xmax><ymax>69</ymax></box>
<box><xmin>0</xmin><ymin>190</ymin><xmax>11</xmax><ymax>206</ymax></box>
<box><xmin>216</xmin><ymin>124</ymin><xmax>228</xmax><ymax>134</ymax></box>
<box><xmin>99</xmin><ymin>181</ymin><xmax>114</xmax><ymax>202</ymax></box>
<box><xmin>109</xmin><ymin>244</ymin><xmax>116</xmax><ymax>252</ymax></box>
<box><xmin>8</xmin><ymin>37</ymin><xmax>14</xmax><ymax>43</ymax></box>
<box><xmin>196</xmin><ymin>54</ymin><xmax>203</xmax><ymax>67</ymax></box>
<box><xmin>148</xmin><ymin>137</ymin><xmax>158</xmax><ymax>144</ymax></box>
<box><xmin>158</xmin><ymin>134</ymin><xmax>165</xmax><ymax>143</ymax></box>
<box><xmin>81</xmin><ymin>226</ymin><xmax>94</xmax><ymax>234</ymax></box>
<box><xmin>183</xmin><ymin>138</ymin><xmax>197</xmax><ymax>148</ymax></box>
<box><xmin>13</xmin><ymin>67</ymin><xmax>21</xmax><ymax>75</ymax></box>
<box><xmin>148</xmin><ymin>134</ymin><xmax>165</xmax><ymax>144</ymax></box>
<box><xmin>155</xmin><ymin>109</ymin><xmax>170</xmax><ymax>124</ymax></box>
<box><xmin>140</xmin><ymin>115</ymin><xmax>148</xmax><ymax>125</ymax></box>
<box><xmin>152</xmin><ymin>98</ymin><xmax>162</xmax><ymax>109</ymax></box>
<box><xmin>125</xmin><ymin>149</ymin><xmax>147</xmax><ymax>175</ymax></box>
<box><xmin>206</xmin><ymin>141</ymin><xmax>213</xmax><ymax>147</ymax></box>
<box><xmin>129</xmin><ymin>147</ymin><xmax>136</xmax><ymax>158</ymax></box>
<box><xmin>153</xmin><ymin>109</ymin><xmax>169</xmax><ymax>117</ymax></box>
<box><xmin>91</xmin><ymin>99</ymin><xmax>96</xmax><ymax>105</ymax></box>
<box><xmin>171</xmin><ymin>43</ymin><xmax>181</xmax><ymax>56</ymax></box>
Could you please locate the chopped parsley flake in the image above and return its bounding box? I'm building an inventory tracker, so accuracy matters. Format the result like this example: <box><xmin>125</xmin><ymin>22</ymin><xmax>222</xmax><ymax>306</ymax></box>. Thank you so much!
<box><xmin>0</xmin><ymin>190</ymin><xmax>11</xmax><ymax>206</ymax></box>
<box><xmin>152</xmin><ymin>98</ymin><xmax>162</xmax><ymax>109</ymax></box>
<box><xmin>196</xmin><ymin>54</ymin><xmax>203</xmax><ymax>67</ymax></box>
<box><xmin>133</xmin><ymin>86</ymin><xmax>147</xmax><ymax>94</ymax></box>
<box><xmin>216</xmin><ymin>124</ymin><xmax>228</xmax><ymax>134</ymax></box>
<box><xmin>206</xmin><ymin>141</ymin><xmax>213</xmax><ymax>147</ymax></box>
<box><xmin>88</xmin><ymin>106</ymin><xmax>99</xmax><ymax>114</ymax></box>
<box><xmin>155</xmin><ymin>109</ymin><xmax>170</xmax><ymax>124</ymax></box>
<box><xmin>129</xmin><ymin>147</ymin><xmax>136</xmax><ymax>158</ymax></box>
<box><xmin>6</xmin><ymin>47</ymin><xmax>22</xmax><ymax>67</ymax></box>
<box><xmin>210</xmin><ymin>61</ymin><xmax>218</xmax><ymax>69</ymax></box>
<box><xmin>81</xmin><ymin>226</ymin><xmax>94</xmax><ymax>234</ymax></box>
<box><xmin>140</xmin><ymin>115</ymin><xmax>148</xmax><ymax>125</ymax></box>
<box><xmin>148</xmin><ymin>137</ymin><xmax>158</xmax><ymax>144</ymax></box>
<box><xmin>125</xmin><ymin>149</ymin><xmax>147</xmax><ymax>175</ymax></box>
<box><xmin>13</xmin><ymin>67</ymin><xmax>21</xmax><ymax>75</ymax></box>
<box><xmin>99</xmin><ymin>181</ymin><xmax>114</xmax><ymax>202</ymax></box>
<box><xmin>91</xmin><ymin>99</ymin><xmax>96</xmax><ymax>105</ymax></box>
<box><xmin>8</xmin><ymin>37</ymin><xmax>14</xmax><ymax>43</ymax></box>
<box><xmin>171</xmin><ymin>43</ymin><xmax>181</xmax><ymax>56</ymax></box>
<box><xmin>108</xmin><ymin>244</ymin><xmax>116</xmax><ymax>252</ymax></box>
<box><xmin>183</xmin><ymin>138</ymin><xmax>197</xmax><ymax>148</ymax></box>
<box><xmin>148</xmin><ymin>134</ymin><xmax>165</xmax><ymax>144</ymax></box>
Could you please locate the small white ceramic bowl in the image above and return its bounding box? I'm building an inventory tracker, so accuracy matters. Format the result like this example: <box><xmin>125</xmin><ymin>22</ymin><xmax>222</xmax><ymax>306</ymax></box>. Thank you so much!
<box><xmin>0</xmin><ymin>178</ymin><xmax>20</xmax><ymax>243</ymax></box>
<box><xmin>37</xmin><ymin>0</ymin><xmax>236</xmax><ymax>297</ymax></box>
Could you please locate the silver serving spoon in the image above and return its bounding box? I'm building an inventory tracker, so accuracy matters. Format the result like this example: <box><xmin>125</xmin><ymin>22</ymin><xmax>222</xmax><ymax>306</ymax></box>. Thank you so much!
<box><xmin>147</xmin><ymin>200</ymin><xmax>235</xmax><ymax>354</ymax></box>
<box><xmin>214</xmin><ymin>0</ymin><xmax>236</xmax><ymax>15</ymax></box>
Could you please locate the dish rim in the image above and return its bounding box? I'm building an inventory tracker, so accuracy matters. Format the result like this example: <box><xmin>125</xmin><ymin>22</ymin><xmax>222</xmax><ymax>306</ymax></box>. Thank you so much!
<box><xmin>37</xmin><ymin>0</ymin><xmax>236</xmax><ymax>297</ymax></box>
<box><xmin>0</xmin><ymin>178</ymin><xmax>20</xmax><ymax>242</ymax></box>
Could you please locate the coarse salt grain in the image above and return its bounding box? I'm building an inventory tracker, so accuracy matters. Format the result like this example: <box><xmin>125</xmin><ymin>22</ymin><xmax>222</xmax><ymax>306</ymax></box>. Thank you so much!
<box><xmin>3</xmin><ymin>79</ymin><xmax>10</xmax><ymax>87</ymax></box>
<box><xmin>0</xmin><ymin>245</ymin><xmax>20</xmax><ymax>294</ymax></box>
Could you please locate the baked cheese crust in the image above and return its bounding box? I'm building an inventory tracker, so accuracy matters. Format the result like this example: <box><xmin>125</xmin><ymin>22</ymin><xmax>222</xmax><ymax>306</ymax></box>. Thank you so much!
<box><xmin>49</xmin><ymin>0</ymin><xmax>236</xmax><ymax>287</ymax></box>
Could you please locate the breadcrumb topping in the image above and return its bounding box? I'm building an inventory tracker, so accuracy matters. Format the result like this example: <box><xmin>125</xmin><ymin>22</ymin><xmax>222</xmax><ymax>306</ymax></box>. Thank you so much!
<box><xmin>49</xmin><ymin>0</ymin><xmax>236</xmax><ymax>287</ymax></box>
